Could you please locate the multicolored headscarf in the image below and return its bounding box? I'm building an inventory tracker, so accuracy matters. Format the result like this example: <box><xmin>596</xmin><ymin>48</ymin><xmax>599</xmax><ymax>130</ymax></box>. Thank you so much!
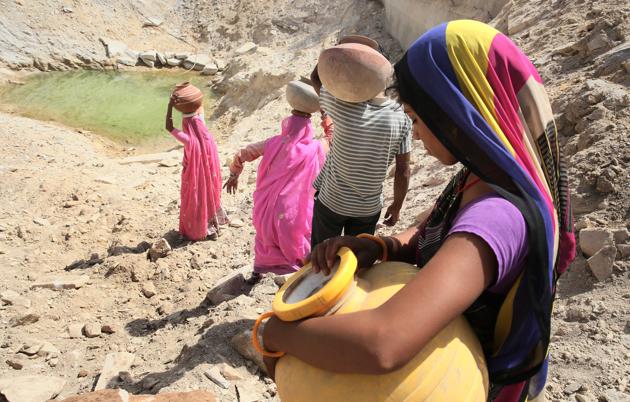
<box><xmin>404</xmin><ymin>20</ymin><xmax>576</xmax><ymax>400</ymax></box>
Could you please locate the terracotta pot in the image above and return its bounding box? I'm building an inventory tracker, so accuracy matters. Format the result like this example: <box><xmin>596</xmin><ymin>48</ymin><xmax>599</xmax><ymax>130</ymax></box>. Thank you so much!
<box><xmin>286</xmin><ymin>80</ymin><xmax>320</xmax><ymax>114</ymax></box>
<box><xmin>338</xmin><ymin>34</ymin><xmax>380</xmax><ymax>50</ymax></box>
<box><xmin>171</xmin><ymin>81</ymin><xmax>203</xmax><ymax>113</ymax></box>
<box><xmin>318</xmin><ymin>43</ymin><xmax>392</xmax><ymax>103</ymax></box>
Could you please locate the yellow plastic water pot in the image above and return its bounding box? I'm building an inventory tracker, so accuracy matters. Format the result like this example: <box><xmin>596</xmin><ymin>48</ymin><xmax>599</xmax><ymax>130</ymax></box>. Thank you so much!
<box><xmin>256</xmin><ymin>248</ymin><xmax>489</xmax><ymax>401</ymax></box>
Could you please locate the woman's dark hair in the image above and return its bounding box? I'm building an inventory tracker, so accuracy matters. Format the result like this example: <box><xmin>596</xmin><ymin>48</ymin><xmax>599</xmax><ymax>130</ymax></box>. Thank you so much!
<box><xmin>387</xmin><ymin>54</ymin><xmax>516</xmax><ymax>191</ymax></box>
<box><xmin>387</xmin><ymin>54</ymin><xmax>459</xmax><ymax>141</ymax></box>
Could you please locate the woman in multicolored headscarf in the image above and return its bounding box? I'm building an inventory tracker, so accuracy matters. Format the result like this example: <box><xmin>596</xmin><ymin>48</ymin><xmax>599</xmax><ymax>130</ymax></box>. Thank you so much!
<box><xmin>261</xmin><ymin>20</ymin><xmax>575</xmax><ymax>401</ymax></box>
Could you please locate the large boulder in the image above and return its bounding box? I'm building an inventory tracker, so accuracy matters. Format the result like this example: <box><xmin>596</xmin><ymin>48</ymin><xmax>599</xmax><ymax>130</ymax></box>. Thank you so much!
<box><xmin>99</xmin><ymin>38</ymin><xmax>128</xmax><ymax>58</ymax></box>
<box><xmin>182</xmin><ymin>54</ymin><xmax>212</xmax><ymax>71</ymax></box>
<box><xmin>587</xmin><ymin>245</ymin><xmax>617</xmax><ymax>281</ymax></box>
<box><xmin>579</xmin><ymin>228</ymin><xmax>614</xmax><ymax>257</ymax></box>
<box><xmin>0</xmin><ymin>375</ymin><xmax>65</xmax><ymax>402</ymax></box>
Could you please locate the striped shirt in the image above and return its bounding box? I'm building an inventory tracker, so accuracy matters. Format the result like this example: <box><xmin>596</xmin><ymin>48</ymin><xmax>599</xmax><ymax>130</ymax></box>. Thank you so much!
<box><xmin>313</xmin><ymin>87</ymin><xmax>412</xmax><ymax>217</ymax></box>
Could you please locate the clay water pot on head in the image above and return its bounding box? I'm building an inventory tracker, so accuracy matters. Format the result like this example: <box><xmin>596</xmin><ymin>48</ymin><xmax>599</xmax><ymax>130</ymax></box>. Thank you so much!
<box><xmin>171</xmin><ymin>82</ymin><xmax>204</xmax><ymax>113</ymax></box>
<box><xmin>318</xmin><ymin>43</ymin><xmax>392</xmax><ymax>103</ymax></box>
<box><xmin>286</xmin><ymin>80</ymin><xmax>320</xmax><ymax>114</ymax></box>
<box><xmin>252</xmin><ymin>248</ymin><xmax>489</xmax><ymax>402</ymax></box>
<box><xmin>338</xmin><ymin>34</ymin><xmax>380</xmax><ymax>51</ymax></box>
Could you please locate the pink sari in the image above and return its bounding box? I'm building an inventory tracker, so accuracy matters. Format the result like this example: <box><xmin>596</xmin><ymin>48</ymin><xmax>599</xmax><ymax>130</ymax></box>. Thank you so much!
<box><xmin>170</xmin><ymin>115</ymin><xmax>224</xmax><ymax>241</ymax></box>
<box><xmin>252</xmin><ymin>115</ymin><xmax>325</xmax><ymax>274</ymax></box>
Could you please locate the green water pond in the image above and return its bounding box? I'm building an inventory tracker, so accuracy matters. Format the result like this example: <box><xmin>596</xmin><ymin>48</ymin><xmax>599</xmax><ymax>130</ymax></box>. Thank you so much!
<box><xmin>0</xmin><ymin>70</ymin><xmax>214</xmax><ymax>146</ymax></box>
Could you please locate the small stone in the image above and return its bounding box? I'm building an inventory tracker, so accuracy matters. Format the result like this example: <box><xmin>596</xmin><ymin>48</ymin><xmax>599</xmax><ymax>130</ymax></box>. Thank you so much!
<box><xmin>220</xmin><ymin>363</ymin><xmax>244</xmax><ymax>381</ymax></box>
<box><xmin>565</xmin><ymin>307</ymin><xmax>588</xmax><ymax>322</ymax></box>
<box><xmin>33</xmin><ymin>217</ymin><xmax>50</xmax><ymax>226</ymax></box>
<box><xmin>158</xmin><ymin>159</ymin><xmax>178</xmax><ymax>167</ymax></box>
<box><xmin>204</xmin><ymin>367</ymin><xmax>230</xmax><ymax>389</ymax></box>
<box><xmin>142</xmin><ymin>17</ymin><xmax>163</xmax><ymax>27</ymax></box>
<box><xmin>156</xmin><ymin>52</ymin><xmax>167</xmax><ymax>66</ymax></box>
<box><xmin>31</xmin><ymin>274</ymin><xmax>90</xmax><ymax>290</ymax></box>
<box><xmin>201</xmin><ymin>63</ymin><xmax>219</xmax><ymax>75</ymax></box>
<box><xmin>142</xmin><ymin>282</ymin><xmax>157</xmax><ymax>298</ymax></box>
<box><xmin>37</xmin><ymin>341</ymin><xmax>60</xmax><ymax>357</ymax></box>
<box><xmin>596</xmin><ymin>176</ymin><xmax>615</xmax><ymax>193</ymax></box>
<box><xmin>61</xmin><ymin>6</ymin><xmax>73</xmax><ymax>13</ymax></box>
<box><xmin>94</xmin><ymin>352</ymin><xmax>135</xmax><ymax>391</ymax></box>
<box><xmin>19</xmin><ymin>338</ymin><xmax>44</xmax><ymax>355</ymax></box>
<box><xmin>166</xmin><ymin>58</ymin><xmax>181</xmax><ymax>67</ymax></box>
<box><xmin>235</xmin><ymin>42</ymin><xmax>257</xmax><ymax>55</ymax></box>
<box><xmin>148</xmin><ymin>238</ymin><xmax>171</xmax><ymax>262</ymax></box>
<box><xmin>83</xmin><ymin>323</ymin><xmax>102</xmax><ymax>338</ymax></box>
<box><xmin>1</xmin><ymin>290</ymin><xmax>31</xmax><ymax>308</ymax></box>
<box><xmin>229</xmin><ymin>219</ymin><xmax>245</xmax><ymax>228</ymax></box>
<box><xmin>77</xmin><ymin>369</ymin><xmax>89</xmax><ymax>377</ymax></box>
<box><xmin>230</xmin><ymin>330</ymin><xmax>266</xmax><ymax>373</ymax></box>
<box><xmin>575</xmin><ymin>394</ymin><xmax>595</xmax><ymax>402</ymax></box>
<box><xmin>6</xmin><ymin>356</ymin><xmax>25</xmax><ymax>370</ymax></box>
<box><xmin>587</xmin><ymin>245</ymin><xmax>616</xmax><ymax>281</ymax></box>
<box><xmin>273</xmin><ymin>273</ymin><xmax>291</xmax><ymax>287</ymax></box>
<box><xmin>10</xmin><ymin>311</ymin><xmax>40</xmax><ymax>327</ymax></box>
<box><xmin>586</xmin><ymin>32</ymin><xmax>609</xmax><ymax>54</ymax></box>
<box><xmin>157</xmin><ymin>302</ymin><xmax>173</xmax><ymax>315</ymax></box>
<box><xmin>564</xmin><ymin>382</ymin><xmax>582</xmax><ymax>394</ymax></box>
<box><xmin>95</xmin><ymin>177</ymin><xmax>115</xmax><ymax>184</ymax></box>
<box><xmin>613</xmin><ymin>228</ymin><xmax>629</xmax><ymax>244</ymax></box>
<box><xmin>206</xmin><ymin>267</ymin><xmax>248</xmax><ymax>304</ymax></box>
<box><xmin>68</xmin><ymin>323</ymin><xmax>84</xmax><ymax>338</ymax></box>
<box><xmin>579</xmin><ymin>228</ymin><xmax>614</xmax><ymax>257</ymax></box>
<box><xmin>618</xmin><ymin>244</ymin><xmax>630</xmax><ymax>259</ymax></box>
<box><xmin>101</xmin><ymin>324</ymin><xmax>117</xmax><ymax>334</ymax></box>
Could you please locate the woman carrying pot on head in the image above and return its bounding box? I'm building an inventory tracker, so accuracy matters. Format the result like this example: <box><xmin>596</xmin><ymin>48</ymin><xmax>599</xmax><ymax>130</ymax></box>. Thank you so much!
<box><xmin>224</xmin><ymin>81</ymin><xmax>327</xmax><ymax>284</ymax></box>
<box><xmin>261</xmin><ymin>20</ymin><xmax>576</xmax><ymax>401</ymax></box>
<box><xmin>166</xmin><ymin>83</ymin><xmax>228</xmax><ymax>241</ymax></box>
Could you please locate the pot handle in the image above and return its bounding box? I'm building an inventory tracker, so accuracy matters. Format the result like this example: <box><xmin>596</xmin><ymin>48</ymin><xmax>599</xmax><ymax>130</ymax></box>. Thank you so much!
<box><xmin>252</xmin><ymin>311</ymin><xmax>286</xmax><ymax>358</ymax></box>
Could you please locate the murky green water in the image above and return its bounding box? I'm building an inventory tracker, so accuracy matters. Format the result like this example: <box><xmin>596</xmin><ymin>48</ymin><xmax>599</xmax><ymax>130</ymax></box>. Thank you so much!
<box><xmin>0</xmin><ymin>70</ymin><xmax>213</xmax><ymax>145</ymax></box>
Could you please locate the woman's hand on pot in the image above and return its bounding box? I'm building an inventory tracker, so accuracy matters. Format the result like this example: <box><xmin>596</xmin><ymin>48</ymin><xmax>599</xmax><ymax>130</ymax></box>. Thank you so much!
<box><xmin>307</xmin><ymin>236</ymin><xmax>381</xmax><ymax>275</ymax></box>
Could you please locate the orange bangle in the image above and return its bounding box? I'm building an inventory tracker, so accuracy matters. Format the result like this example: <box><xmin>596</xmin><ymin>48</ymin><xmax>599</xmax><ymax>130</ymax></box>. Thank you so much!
<box><xmin>356</xmin><ymin>233</ymin><xmax>388</xmax><ymax>262</ymax></box>
<box><xmin>252</xmin><ymin>311</ymin><xmax>285</xmax><ymax>358</ymax></box>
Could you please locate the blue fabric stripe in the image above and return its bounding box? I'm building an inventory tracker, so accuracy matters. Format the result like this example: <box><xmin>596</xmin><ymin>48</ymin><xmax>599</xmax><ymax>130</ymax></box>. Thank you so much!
<box><xmin>406</xmin><ymin>21</ymin><xmax>556</xmax><ymax>378</ymax></box>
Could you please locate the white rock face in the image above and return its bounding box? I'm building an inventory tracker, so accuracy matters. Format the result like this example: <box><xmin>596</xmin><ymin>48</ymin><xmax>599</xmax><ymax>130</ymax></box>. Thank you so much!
<box><xmin>381</xmin><ymin>0</ymin><xmax>509</xmax><ymax>48</ymax></box>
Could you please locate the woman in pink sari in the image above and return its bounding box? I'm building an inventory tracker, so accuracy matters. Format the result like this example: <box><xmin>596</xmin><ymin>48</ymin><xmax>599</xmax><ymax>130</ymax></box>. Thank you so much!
<box><xmin>225</xmin><ymin>109</ymin><xmax>327</xmax><ymax>279</ymax></box>
<box><xmin>166</xmin><ymin>93</ymin><xmax>228</xmax><ymax>241</ymax></box>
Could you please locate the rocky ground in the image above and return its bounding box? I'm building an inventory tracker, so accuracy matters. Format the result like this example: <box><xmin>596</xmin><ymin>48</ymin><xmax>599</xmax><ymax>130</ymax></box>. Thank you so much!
<box><xmin>0</xmin><ymin>0</ymin><xmax>629</xmax><ymax>401</ymax></box>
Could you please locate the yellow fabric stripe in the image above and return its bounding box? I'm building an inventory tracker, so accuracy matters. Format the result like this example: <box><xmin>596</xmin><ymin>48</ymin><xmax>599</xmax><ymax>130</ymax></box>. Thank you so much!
<box><xmin>492</xmin><ymin>272</ymin><xmax>523</xmax><ymax>356</ymax></box>
<box><xmin>445</xmin><ymin>20</ymin><xmax>516</xmax><ymax>156</ymax></box>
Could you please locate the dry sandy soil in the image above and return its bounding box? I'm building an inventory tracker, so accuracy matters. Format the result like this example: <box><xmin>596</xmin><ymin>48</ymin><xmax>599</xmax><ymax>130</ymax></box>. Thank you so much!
<box><xmin>0</xmin><ymin>0</ymin><xmax>629</xmax><ymax>401</ymax></box>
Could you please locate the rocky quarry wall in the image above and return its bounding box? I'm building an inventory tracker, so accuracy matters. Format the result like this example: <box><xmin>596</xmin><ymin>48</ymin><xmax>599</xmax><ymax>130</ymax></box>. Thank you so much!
<box><xmin>382</xmin><ymin>0</ymin><xmax>510</xmax><ymax>48</ymax></box>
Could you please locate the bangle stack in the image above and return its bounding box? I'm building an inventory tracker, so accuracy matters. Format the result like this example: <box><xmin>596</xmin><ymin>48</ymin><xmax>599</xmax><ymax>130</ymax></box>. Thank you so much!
<box><xmin>356</xmin><ymin>233</ymin><xmax>388</xmax><ymax>262</ymax></box>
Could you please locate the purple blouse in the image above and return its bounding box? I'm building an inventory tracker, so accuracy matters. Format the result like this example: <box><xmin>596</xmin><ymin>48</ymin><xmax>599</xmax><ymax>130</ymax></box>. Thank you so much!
<box><xmin>447</xmin><ymin>194</ymin><xmax>528</xmax><ymax>294</ymax></box>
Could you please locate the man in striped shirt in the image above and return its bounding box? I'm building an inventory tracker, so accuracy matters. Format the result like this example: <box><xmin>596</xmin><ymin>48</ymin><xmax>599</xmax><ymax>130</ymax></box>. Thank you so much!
<box><xmin>309</xmin><ymin>83</ymin><xmax>412</xmax><ymax>247</ymax></box>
